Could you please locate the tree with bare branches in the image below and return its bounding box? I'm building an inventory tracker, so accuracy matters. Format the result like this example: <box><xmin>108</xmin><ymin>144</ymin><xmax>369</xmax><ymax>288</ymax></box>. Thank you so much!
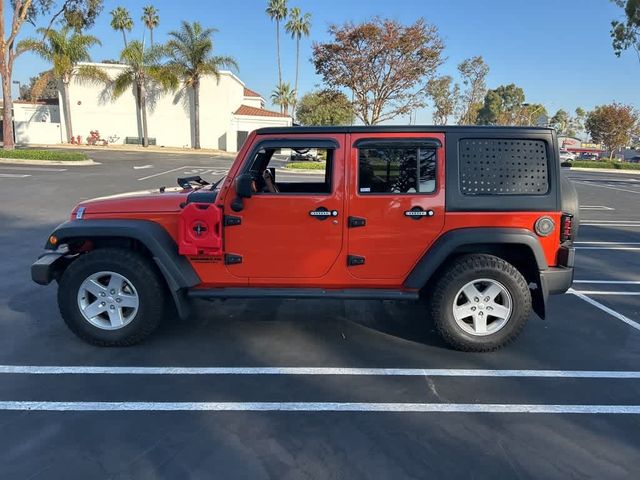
<box><xmin>456</xmin><ymin>56</ymin><xmax>489</xmax><ymax>125</ymax></box>
<box><xmin>313</xmin><ymin>18</ymin><xmax>444</xmax><ymax>125</ymax></box>
<box><xmin>427</xmin><ymin>76</ymin><xmax>459</xmax><ymax>125</ymax></box>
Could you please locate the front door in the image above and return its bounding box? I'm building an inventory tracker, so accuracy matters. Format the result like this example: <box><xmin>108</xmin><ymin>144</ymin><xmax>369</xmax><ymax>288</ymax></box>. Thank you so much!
<box><xmin>223</xmin><ymin>134</ymin><xmax>346</xmax><ymax>281</ymax></box>
<box><xmin>346</xmin><ymin>133</ymin><xmax>446</xmax><ymax>280</ymax></box>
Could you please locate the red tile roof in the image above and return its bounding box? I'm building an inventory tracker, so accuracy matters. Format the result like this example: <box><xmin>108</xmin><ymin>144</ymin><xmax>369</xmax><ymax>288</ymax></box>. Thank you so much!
<box><xmin>234</xmin><ymin>105</ymin><xmax>290</xmax><ymax>118</ymax></box>
<box><xmin>243</xmin><ymin>87</ymin><xmax>262</xmax><ymax>98</ymax></box>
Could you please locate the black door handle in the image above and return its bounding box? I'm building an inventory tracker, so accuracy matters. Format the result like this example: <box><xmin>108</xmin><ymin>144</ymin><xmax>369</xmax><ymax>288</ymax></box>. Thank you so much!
<box><xmin>309</xmin><ymin>207</ymin><xmax>338</xmax><ymax>221</ymax></box>
<box><xmin>404</xmin><ymin>206</ymin><xmax>434</xmax><ymax>220</ymax></box>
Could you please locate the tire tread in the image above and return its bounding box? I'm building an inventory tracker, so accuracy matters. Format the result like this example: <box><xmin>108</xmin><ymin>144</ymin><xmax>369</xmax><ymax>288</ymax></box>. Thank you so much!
<box><xmin>428</xmin><ymin>254</ymin><xmax>532</xmax><ymax>352</ymax></box>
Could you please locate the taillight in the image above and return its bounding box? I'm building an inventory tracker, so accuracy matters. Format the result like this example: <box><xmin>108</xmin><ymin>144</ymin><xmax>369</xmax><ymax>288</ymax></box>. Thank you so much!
<box><xmin>560</xmin><ymin>214</ymin><xmax>573</xmax><ymax>243</ymax></box>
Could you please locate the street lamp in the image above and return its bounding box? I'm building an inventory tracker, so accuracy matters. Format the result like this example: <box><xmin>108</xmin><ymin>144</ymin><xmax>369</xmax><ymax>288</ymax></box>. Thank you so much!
<box><xmin>522</xmin><ymin>102</ymin><xmax>544</xmax><ymax>126</ymax></box>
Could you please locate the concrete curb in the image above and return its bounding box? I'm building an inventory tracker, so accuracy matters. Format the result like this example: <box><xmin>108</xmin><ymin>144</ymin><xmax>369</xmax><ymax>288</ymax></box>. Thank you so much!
<box><xmin>28</xmin><ymin>143</ymin><xmax>230</xmax><ymax>157</ymax></box>
<box><xmin>281</xmin><ymin>168</ymin><xmax>325</xmax><ymax>175</ymax></box>
<box><xmin>565</xmin><ymin>167</ymin><xmax>640</xmax><ymax>175</ymax></box>
<box><xmin>0</xmin><ymin>157</ymin><xmax>98</xmax><ymax>166</ymax></box>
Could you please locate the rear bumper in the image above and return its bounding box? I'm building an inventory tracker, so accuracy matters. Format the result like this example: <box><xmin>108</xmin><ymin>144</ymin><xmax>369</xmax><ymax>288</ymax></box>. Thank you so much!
<box><xmin>533</xmin><ymin>246</ymin><xmax>574</xmax><ymax>319</ymax></box>
<box><xmin>31</xmin><ymin>252</ymin><xmax>66</xmax><ymax>285</ymax></box>
<box><xmin>540</xmin><ymin>267</ymin><xmax>574</xmax><ymax>295</ymax></box>
<box><xmin>542</xmin><ymin>245</ymin><xmax>575</xmax><ymax>295</ymax></box>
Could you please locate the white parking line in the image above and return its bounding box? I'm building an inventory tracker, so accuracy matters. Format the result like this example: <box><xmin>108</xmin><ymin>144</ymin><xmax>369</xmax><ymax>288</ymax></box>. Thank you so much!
<box><xmin>575</xmin><ymin>242</ymin><xmax>640</xmax><ymax>245</ymax></box>
<box><xmin>575</xmin><ymin>247</ymin><xmax>640</xmax><ymax>251</ymax></box>
<box><xmin>580</xmin><ymin>205</ymin><xmax>615</xmax><ymax>211</ymax></box>
<box><xmin>574</xmin><ymin>280</ymin><xmax>640</xmax><ymax>284</ymax></box>
<box><xmin>573</xmin><ymin>181</ymin><xmax>640</xmax><ymax>195</ymax></box>
<box><xmin>580</xmin><ymin>223</ymin><xmax>640</xmax><ymax>228</ymax></box>
<box><xmin>137</xmin><ymin>165</ymin><xmax>188</xmax><ymax>181</ymax></box>
<box><xmin>0</xmin><ymin>401</ymin><xmax>638</xmax><ymax>414</ymax></box>
<box><xmin>133</xmin><ymin>164</ymin><xmax>153</xmax><ymax>170</ymax></box>
<box><xmin>580</xmin><ymin>220</ymin><xmax>640</xmax><ymax>223</ymax></box>
<box><xmin>569</xmin><ymin>289</ymin><xmax>640</xmax><ymax>333</ymax></box>
<box><xmin>2</xmin><ymin>365</ymin><xmax>640</xmax><ymax>378</ymax></box>
<box><xmin>572</xmin><ymin>291</ymin><xmax>640</xmax><ymax>296</ymax></box>
<box><xmin>138</xmin><ymin>165</ymin><xmax>228</xmax><ymax>181</ymax></box>
<box><xmin>580</xmin><ymin>218</ymin><xmax>640</xmax><ymax>225</ymax></box>
<box><xmin>0</xmin><ymin>173</ymin><xmax>30</xmax><ymax>178</ymax></box>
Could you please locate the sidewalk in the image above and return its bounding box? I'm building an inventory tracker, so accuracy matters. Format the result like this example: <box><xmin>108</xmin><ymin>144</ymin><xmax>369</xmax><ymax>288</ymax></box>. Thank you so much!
<box><xmin>566</xmin><ymin>167</ymin><xmax>640</xmax><ymax>175</ymax></box>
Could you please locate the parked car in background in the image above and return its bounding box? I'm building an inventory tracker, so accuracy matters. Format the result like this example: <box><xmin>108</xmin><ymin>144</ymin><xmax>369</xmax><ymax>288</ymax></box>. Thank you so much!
<box><xmin>628</xmin><ymin>156</ymin><xmax>640</xmax><ymax>164</ymax></box>
<box><xmin>559</xmin><ymin>150</ymin><xmax>576</xmax><ymax>162</ymax></box>
<box><xmin>578</xmin><ymin>152</ymin><xmax>600</xmax><ymax>161</ymax></box>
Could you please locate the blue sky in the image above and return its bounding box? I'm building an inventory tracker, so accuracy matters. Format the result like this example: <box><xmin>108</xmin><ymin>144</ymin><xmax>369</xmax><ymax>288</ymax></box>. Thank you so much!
<box><xmin>13</xmin><ymin>0</ymin><xmax>639</xmax><ymax>123</ymax></box>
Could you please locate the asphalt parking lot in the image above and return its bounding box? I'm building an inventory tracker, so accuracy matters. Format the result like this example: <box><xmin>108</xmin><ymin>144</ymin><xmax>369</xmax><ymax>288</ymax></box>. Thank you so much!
<box><xmin>1</xmin><ymin>150</ymin><xmax>640</xmax><ymax>479</ymax></box>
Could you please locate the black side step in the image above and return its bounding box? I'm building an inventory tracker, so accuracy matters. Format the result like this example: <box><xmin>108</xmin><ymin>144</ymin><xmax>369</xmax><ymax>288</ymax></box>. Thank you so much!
<box><xmin>187</xmin><ymin>288</ymin><xmax>419</xmax><ymax>301</ymax></box>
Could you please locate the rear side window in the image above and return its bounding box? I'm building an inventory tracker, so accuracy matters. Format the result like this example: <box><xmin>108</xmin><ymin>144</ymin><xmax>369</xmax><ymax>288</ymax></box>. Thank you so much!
<box><xmin>459</xmin><ymin>138</ymin><xmax>549</xmax><ymax>195</ymax></box>
<box><xmin>358</xmin><ymin>145</ymin><xmax>437</xmax><ymax>194</ymax></box>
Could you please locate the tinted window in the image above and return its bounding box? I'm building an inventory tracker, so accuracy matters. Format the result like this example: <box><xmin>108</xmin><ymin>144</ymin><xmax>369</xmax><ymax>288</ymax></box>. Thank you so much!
<box><xmin>358</xmin><ymin>146</ymin><xmax>436</xmax><ymax>194</ymax></box>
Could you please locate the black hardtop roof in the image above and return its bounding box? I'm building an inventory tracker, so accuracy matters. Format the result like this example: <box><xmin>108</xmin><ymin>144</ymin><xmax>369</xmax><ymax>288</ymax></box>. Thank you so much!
<box><xmin>255</xmin><ymin>125</ymin><xmax>555</xmax><ymax>135</ymax></box>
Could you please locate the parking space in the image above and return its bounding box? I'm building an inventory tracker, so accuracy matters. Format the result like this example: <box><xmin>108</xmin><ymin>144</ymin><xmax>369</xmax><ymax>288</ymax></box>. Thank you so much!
<box><xmin>1</xmin><ymin>157</ymin><xmax>640</xmax><ymax>477</ymax></box>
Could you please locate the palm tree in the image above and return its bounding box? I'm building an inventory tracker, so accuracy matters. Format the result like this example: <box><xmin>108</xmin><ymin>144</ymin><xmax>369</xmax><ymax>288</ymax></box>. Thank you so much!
<box><xmin>24</xmin><ymin>26</ymin><xmax>109</xmax><ymax>142</ymax></box>
<box><xmin>142</xmin><ymin>5</ymin><xmax>160</xmax><ymax>46</ymax></box>
<box><xmin>271</xmin><ymin>82</ymin><xmax>295</xmax><ymax>116</ymax></box>
<box><xmin>111</xmin><ymin>7</ymin><xmax>134</xmax><ymax>48</ymax></box>
<box><xmin>166</xmin><ymin>21</ymin><xmax>238</xmax><ymax>149</ymax></box>
<box><xmin>265</xmin><ymin>0</ymin><xmax>288</xmax><ymax>86</ymax></box>
<box><xmin>112</xmin><ymin>40</ymin><xmax>178</xmax><ymax>147</ymax></box>
<box><xmin>285</xmin><ymin>7</ymin><xmax>311</xmax><ymax>113</ymax></box>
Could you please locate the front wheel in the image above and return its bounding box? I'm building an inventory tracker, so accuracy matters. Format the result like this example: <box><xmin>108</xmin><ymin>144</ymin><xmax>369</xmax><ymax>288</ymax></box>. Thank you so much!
<box><xmin>427</xmin><ymin>254</ymin><xmax>532</xmax><ymax>352</ymax></box>
<box><xmin>58</xmin><ymin>248</ymin><xmax>165</xmax><ymax>346</ymax></box>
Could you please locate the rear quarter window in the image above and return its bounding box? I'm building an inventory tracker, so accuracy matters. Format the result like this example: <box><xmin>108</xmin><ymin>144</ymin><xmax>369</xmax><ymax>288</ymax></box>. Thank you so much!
<box><xmin>459</xmin><ymin>138</ymin><xmax>549</xmax><ymax>195</ymax></box>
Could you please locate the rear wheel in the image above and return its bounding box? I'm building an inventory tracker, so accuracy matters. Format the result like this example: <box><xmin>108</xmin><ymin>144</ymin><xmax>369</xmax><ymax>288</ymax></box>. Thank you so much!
<box><xmin>427</xmin><ymin>254</ymin><xmax>532</xmax><ymax>352</ymax></box>
<box><xmin>58</xmin><ymin>248</ymin><xmax>165</xmax><ymax>346</ymax></box>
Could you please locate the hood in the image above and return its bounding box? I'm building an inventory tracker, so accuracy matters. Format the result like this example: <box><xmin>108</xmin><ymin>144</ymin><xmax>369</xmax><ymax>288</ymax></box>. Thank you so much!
<box><xmin>73</xmin><ymin>187</ymin><xmax>190</xmax><ymax>215</ymax></box>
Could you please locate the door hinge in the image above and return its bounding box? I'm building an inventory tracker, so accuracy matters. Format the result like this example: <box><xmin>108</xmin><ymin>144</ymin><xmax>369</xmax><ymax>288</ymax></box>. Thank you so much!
<box><xmin>224</xmin><ymin>215</ymin><xmax>242</xmax><ymax>226</ymax></box>
<box><xmin>347</xmin><ymin>255</ymin><xmax>365</xmax><ymax>266</ymax></box>
<box><xmin>224</xmin><ymin>253</ymin><xmax>243</xmax><ymax>265</ymax></box>
<box><xmin>348</xmin><ymin>216</ymin><xmax>366</xmax><ymax>228</ymax></box>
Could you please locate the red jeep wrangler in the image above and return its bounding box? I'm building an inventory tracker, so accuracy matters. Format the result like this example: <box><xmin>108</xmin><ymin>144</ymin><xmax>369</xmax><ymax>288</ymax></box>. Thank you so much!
<box><xmin>32</xmin><ymin>126</ymin><xmax>578</xmax><ymax>351</ymax></box>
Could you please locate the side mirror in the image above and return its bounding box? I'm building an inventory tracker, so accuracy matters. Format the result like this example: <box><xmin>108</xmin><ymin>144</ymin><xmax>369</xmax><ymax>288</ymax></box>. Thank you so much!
<box><xmin>235</xmin><ymin>173</ymin><xmax>253</xmax><ymax>198</ymax></box>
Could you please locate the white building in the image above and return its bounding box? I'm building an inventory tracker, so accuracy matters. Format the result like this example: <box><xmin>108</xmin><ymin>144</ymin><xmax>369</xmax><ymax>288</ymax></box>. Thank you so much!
<box><xmin>10</xmin><ymin>100</ymin><xmax>62</xmax><ymax>145</ymax></box>
<box><xmin>56</xmin><ymin>62</ymin><xmax>291</xmax><ymax>152</ymax></box>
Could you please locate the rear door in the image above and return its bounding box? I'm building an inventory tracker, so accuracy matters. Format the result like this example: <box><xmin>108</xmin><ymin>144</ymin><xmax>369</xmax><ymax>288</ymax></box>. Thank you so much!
<box><xmin>346</xmin><ymin>133</ymin><xmax>446</xmax><ymax>280</ymax></box>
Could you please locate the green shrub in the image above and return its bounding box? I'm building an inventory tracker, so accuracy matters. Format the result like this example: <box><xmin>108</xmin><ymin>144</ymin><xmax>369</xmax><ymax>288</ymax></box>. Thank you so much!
<box><xmin>0</xmin><ymin>149</ymin><xmax>89</xmax><ymax>161</ymax></box>
<box><xmin>285</xmin><ymin>161</ymin><xmax>327</xmax><ymax>170</ymax></box>
<box><xmin>566</xmin><ymin>160</ymin><xmax>640</xmax><ymax>170</ymax></box>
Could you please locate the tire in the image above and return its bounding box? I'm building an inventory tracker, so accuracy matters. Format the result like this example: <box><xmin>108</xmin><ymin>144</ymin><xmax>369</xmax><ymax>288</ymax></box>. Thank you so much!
<box><xmin>427</xmin><ymin>254</ymin><xmax>532</xmax><ymax>352</ymax></box>
<box><xmin>58</xmin><ymin>248</ymin><xmax>165</xmax><ymax>346</ymax></box>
